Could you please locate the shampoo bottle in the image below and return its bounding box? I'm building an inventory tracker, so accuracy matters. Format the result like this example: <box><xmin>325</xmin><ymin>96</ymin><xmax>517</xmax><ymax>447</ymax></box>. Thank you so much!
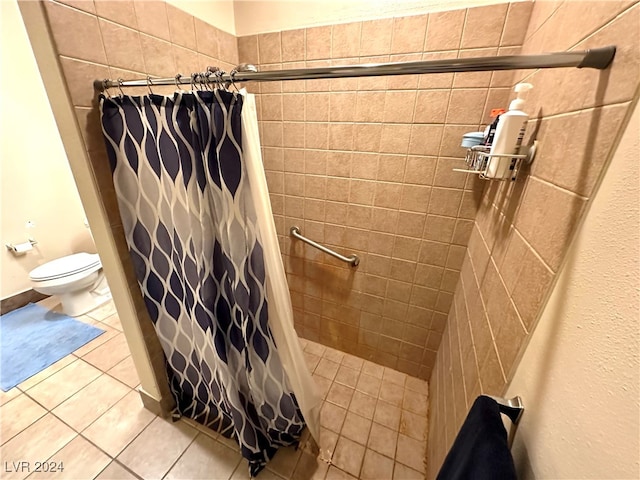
<box><xmin>486</xmin><ymin>83</ymin><xmax>533</xmax><ymax>179</ymax></box>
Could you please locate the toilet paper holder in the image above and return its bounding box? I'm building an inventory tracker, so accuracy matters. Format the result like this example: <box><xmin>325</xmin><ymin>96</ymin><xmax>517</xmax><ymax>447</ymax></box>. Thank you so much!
<box><xmin>5</xmin><ymin>238</ymin><xmax>38</xmax><ymax>254</ymax></box>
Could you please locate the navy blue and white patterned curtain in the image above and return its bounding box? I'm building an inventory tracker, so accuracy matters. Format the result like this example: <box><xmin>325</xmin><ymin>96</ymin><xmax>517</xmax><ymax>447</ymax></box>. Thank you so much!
<box><xmin>100</xmin><ymin>90</ymin><xmax>305</xmax><ymax>476</ymax></box>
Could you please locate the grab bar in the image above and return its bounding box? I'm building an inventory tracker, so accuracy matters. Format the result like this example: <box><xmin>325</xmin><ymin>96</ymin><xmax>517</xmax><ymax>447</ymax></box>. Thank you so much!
<box><xmin>487</xmin><ymin>395</ymin><xmax>524</xmax><ymax>424</ymax></box>
<box><xmin>290</xmin><ymin>226</ymin><xmax>360</xmax><ymax>267</ymax></box>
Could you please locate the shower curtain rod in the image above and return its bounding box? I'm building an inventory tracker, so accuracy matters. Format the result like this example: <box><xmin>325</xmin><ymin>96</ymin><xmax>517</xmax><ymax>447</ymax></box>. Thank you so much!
<box><xmin>93</xmin><ymin>46</ymin><xmax>616</xmax><ymax>92</ymax></box>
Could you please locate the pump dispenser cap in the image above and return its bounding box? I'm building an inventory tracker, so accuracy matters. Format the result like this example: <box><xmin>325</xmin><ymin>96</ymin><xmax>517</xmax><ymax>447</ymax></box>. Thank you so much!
<box><xmin>509</xmin><ymin>83</ymin><xmax>533</xmax><ymax>111</ymax></box>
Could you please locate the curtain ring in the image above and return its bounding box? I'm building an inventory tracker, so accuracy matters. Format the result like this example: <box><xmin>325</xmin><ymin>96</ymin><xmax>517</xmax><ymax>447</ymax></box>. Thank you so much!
<box><xmin>174</xmin><ymin>74</ymin><xmax>183</xmax><ymax>91</ymax></box>
<box><xmin>117</xmin><ymin>78</ymin><xmax>125</xmax><ymax>96</ymax></box>
<box><xmin>190</xmin><ymin>73</ymin><xmax>197</xmax><ymax>91</ymax></box>
<box><xmin>205</xmin><ymin>71</ymin><xmax>214</xmax><ymax>91</ymax></box>
<box><xmin>228</xmin><ymin>69</ymin><xmax>240</xmax><ymax>93</ymax></box>
<box><xmin>146</xmin><ymin>75</ymin><xmax>154</xmax><ymax>94</ymax></box>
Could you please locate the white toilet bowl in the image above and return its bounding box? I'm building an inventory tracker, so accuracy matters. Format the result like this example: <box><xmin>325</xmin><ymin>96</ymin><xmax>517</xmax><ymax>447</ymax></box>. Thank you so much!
<box><xmin>29</xmin><ymin>253</ymin><xmax>112</xmax><ymax>317</ymax></box>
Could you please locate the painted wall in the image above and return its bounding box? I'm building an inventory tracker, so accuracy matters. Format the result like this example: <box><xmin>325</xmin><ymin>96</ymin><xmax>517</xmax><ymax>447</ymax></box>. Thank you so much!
<box><xmin>505</xmin><ymin>101</ymin><xmax>639</xmax><ymax>479</ymax></box>
<box><xmin>167</xmin><ymin>0</ymin><xmax>236</xmax><ymax>35</ymax></box>
<box><xmin>0</xmin><ymin>0</ymin><xmax>92</xmax><ymax>300</ymax></box>
<box><xmin>234</xmin><ymin>0</ymin><xmax>518</xmax><ymax>35</ymax></box>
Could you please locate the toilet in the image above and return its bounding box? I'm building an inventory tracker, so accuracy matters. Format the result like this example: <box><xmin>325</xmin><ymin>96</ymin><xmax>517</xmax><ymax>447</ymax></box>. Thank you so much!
<box><xmin>29</xmin><ymin>252</ymin><xmax>112</xmax><ymax>317</ymax></box>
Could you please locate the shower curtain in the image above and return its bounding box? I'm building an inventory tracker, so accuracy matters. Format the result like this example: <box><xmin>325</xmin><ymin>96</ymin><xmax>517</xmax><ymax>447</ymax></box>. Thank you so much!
<box><xmin>100</xmin><ymin>89</ymin><xmax>320</xmax><ymax>476</ymax></box>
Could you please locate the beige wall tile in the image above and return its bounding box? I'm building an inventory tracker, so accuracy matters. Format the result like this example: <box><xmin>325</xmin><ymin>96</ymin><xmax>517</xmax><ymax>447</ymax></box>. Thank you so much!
<box><xmin>446</xmin><ymin>88</ymin><xmax>488</xmax><ymax>124</ymax></box>
<box><xmin>515</xmin><ymin>178</ymin><xmax>586</xmax><ymax>271</ymax></box>
<box><xmin>282</xmin><ymin>29</ymin><xmax>305</xmax><ymax>62</ymax></box>
<box><xmin>501</xmin><ymin>2</ymin><xmax>534</xmax><ymax>46</ymax></box>
<box><xmin>94</xmin><ymin>1</ymin><xmax>137</xmax><ymax>29</ymax></box>
<box><xmin>380</xmin><ymin>124</ymin><xmax>412</xmax><ymax>154</ymax></box>
<box><xmin>141</xmin><ymin>34</ymin><xmax>176</xmax><ymax>77</ymax></box>
<box><xmin>408</xmin><ymin>124</ymin><xmax>443</xmax><ymax>156</ymax></box>
<box><xmin>44</xmin><ymin>2</ymin><xmax>107</xmax><ymax>64</ymax></box>
<box><xmin>237</xmin><ymin>35</ymin><xmax>259</xmax><ymax>63</ymax></box>
<box><xmin>356</xmin><ymin>91</ymin><xmax>385</xmax><ymax>123</ymax></box>
<box><xmin>414</xmin><ymin>90</ymin><xmax>450</xmax><ymax>124</ymax></box>
<box><xmin>425</xmin><ymin>9</ymin><xmax>465</xmax><ymax>51</ymax></box>
<box><xmin>100</xmin><ymin>20</ymin><xmax>145</xmax><ymax>73</ymax></box>
<box><xmin>332</xmin><ymin>22</ymin><xmax>362</xmax><ymax>58</ymax></box>
<box><xmin>133</xmin><ymin>1</ymin><xmax>171</xmax><ymax>41</ymax></box>
<box><xmin>391</xmin><ymin>15</ymin><xmax>428</xmax><ymax>54</ymax></box>
<box><xmin>258</xmin><ymin>32</ymin><xmax>282</xmax><ymax>64</ymax></box>
<box><xmin>360</xmin><ymin>18</ymin><xmax>393</xmax><ymax>56</ymax></box>
<box><xmin>306</xmin><ymin>26</ymin><xmax>332</xmax><ymax>60</ymax></box>
<box><xmin>461</xmin><ymin>4</ymin><xmax>508</xmax><ymax>49</ymax></box>
<box><xmin>165</xmin><ymin>4</ymin><xmax>196</xmax><ymax>50</ymax></box>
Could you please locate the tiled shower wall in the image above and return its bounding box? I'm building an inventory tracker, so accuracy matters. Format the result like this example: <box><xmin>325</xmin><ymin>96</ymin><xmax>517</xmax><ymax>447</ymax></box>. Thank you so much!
<box><xmin>427</xmin><ymin>1</ymin><xmax>639</xmax><ymax>475</ymax></box>
<box><xmin>39</xmin><ymin>0</ymin><xmax>239</xmax><ymax>407</ymax></box>
<box><xmin>237</xmin><ymin>3</ymin><xmax>533</xmax><ymax>379</ymax></box>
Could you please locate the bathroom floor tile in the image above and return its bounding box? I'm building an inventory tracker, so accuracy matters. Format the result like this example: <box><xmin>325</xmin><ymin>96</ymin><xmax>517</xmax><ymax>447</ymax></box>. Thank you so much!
<box><xmin>17</xmin><ymin>355</ymin><xmax>76</xmax><ymax>391</ymax></box>
<box><xmin>73</xmin><ymin>324</ymin><xmax>120</xmax><ymax>358</ymax></box>
<box><xmin>28</xmin><ymin>436</ymin><xmax>111</xmax><ymax>480</ymax></box>
<box><xmin>25</xmin><ymin>359</ymin><xmax>102</xmax><ymax>410</ymax></box>
<box><xmin>373</xmin><ymin>400</ymin><xmax>401</xmax><ymax>431</ymax></box>
<box><xmin>0</xmin><ymin>394</ymin><xmax>47</xmax><ymax>445</ymax></box>
<box><xmin>86</xmin><ymin>301</ymin><xmax>117</xmax><ymax>322</ymax></box>
<box><xmin>402</xmin><ymin>390</ymin><xmax>429</xmax><ymax>417</ymax></box>
<box><xmin>0</xmin><ymin>414</ymin><xmax>76</xmax><ymax>479</ymax></box>
<box><xmin>341</xmin><ymin>412</ymin><xmax>372</xmax><ymax>446</ymax></box>
<box><xmin>106</xmin><ymin>356</ymin><xmax>139</xmax><ymax>388</ymax></box>
<box><xmin>101</xmin><ymin>313</ymin><xmax>123</xmax><ymax>331</ymax></box>
<box><xmin>116</xmin><ymin>416</ymin><xmax>197</xmax><ymax>479</ymax></box>
<box><xmin>52</xmin><ymin>374</ymin><xmax>131</xmax><ymax>431</ymax></box>
<box><xmin>348</xmin><ymin>391</ymin><xmax>377</xmax><ymax>420</ymax></box>
<box><xmin>94</xmin><ymin>461</ymin><xmax>138</xmax><ymax>479</ymax></box>
<box><xmin>399</xmin><ymin>410</ymin><xmax>428</xmax><ymax>441</ymax></box>
<box><xmin>395</xmin><ymin>434</ymin><xmax>426</xmax><ymax>473</ymax></box>
<box><xmin>165</xmin><ymin>434</ymin><xmax>242</xmax><ymax>480</ymax></box>
<box><xmin>332</xmin><ymin>437</ymin><xmax>365</xmax><ymax>478</ymax></box>
<box><xmin>36</xmin><ymin>296</ymin><xmax>63</xmax><ymax>312</ymax></box>
<box><xmin>334</xmin><ymin>365</ymin><xmax>360</xmax><ymax>388</ymax></box>
<box><xmin>82</xmin><ymin>333</ymin><xmax>131</xmax><ymax>372</ymax></box>
<box><xmin>367</xmin><ymin>422</ymin><xmax>398</xmax><ymax>459</ymax></box>
<box><xmin>291</xmin><ymin>451</ymin><xmax>329</xmax><ymax>480</ymax></box>
<box><xmin>361</xmin><ymin>449</ymin><xmax>394</xmax><ymax>480</ymax></box>
<box><xmin>320</xmin><ymin>402</ymin><xmax>347</xmax><ymax>433</ymax></box>
<box><xmin>325</xmin><ymin>466</ymin><xmax>357</xmax><ymax>479</ymax></box>
<box><xmin>0</xmin><ymin>387</ymin><xmax>21</xmax><ymax>406</ymax></box>
<box><xmin>265</xmin><ymin>444</ymin><xmax>302</xmax><ymax>478</ymax></box>
<box><xmin>82</xmin><ymin>390</ymin><xmax>156</xmax><ymax>457</ymax></box>
<box><xmin>393</xmin><ymin>462</ymin><xmax>425</xmax><ymax>479</ymax></box>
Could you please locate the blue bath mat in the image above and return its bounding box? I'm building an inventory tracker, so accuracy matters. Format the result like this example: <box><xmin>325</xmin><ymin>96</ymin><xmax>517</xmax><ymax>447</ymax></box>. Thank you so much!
<box><xmin>0</xmin><ymin>303</ymin><xmax>105</xmax><ymax>391</ymax></box>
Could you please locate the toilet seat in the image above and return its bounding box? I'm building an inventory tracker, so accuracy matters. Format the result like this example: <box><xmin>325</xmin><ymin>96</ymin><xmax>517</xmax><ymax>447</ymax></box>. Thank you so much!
<box><xmin>29</xmin><ymin>253</ymin><xmax>101</xmax><ymax>282</ymax></box>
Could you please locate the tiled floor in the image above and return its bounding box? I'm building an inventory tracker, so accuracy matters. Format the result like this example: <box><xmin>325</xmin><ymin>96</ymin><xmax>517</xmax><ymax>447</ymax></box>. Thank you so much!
<box><xmin>0</xmin><ymin>298</ymin><xmax>428</xmax><ymax>479</ymax></box>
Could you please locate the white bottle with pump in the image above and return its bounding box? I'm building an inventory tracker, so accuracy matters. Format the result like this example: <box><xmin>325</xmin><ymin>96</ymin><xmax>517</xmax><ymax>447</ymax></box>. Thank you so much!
<box><xmin>486</xmin><ymin>83</ymin><xmax>533</xmax><ymax>179</ymax></box>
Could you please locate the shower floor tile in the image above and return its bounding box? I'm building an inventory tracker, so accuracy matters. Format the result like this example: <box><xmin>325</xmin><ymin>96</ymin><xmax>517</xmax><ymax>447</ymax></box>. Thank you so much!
<box><xmin>0</xmin><ymin>299</ymin><xmax>429</xmax><ymax>479</ymax></box>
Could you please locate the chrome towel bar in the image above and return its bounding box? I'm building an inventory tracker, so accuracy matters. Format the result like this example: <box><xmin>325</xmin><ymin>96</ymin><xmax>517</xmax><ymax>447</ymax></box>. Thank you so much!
<box><xmin>290</xmin><ymin>226</ymin><xmax>360</xmax><ymax>268</ymax></box>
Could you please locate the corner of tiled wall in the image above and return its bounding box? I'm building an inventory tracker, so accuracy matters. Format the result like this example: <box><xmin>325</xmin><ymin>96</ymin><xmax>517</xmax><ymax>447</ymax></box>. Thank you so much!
<box><xmin>426</xmin><ymin>1</ymin><xmax>640</xmax><ymax>476</ymax></box>
<box><xmin>235</xmin><ymin>2</ymin><xmax>536</xmax><ymax>383</ymax></box>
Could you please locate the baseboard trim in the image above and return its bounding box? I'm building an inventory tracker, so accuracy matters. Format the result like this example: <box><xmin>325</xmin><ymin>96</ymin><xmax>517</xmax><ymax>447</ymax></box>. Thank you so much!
<box><xmin>0</xmin><ymin>289</ymin><xmax>49</xmax><ymax>315</ymax></box>
<box><xmin>137</xmin><ymin>387</ymin><xmax>176</xmax><ymax>418</ymax></box>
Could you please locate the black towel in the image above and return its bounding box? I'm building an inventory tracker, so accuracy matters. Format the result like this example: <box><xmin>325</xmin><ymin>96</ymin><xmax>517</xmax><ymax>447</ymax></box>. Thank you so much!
<box><xmin>436</xmin><ymin>395</ymin><xmax>517</xmax><ymax>480</ymax></box>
